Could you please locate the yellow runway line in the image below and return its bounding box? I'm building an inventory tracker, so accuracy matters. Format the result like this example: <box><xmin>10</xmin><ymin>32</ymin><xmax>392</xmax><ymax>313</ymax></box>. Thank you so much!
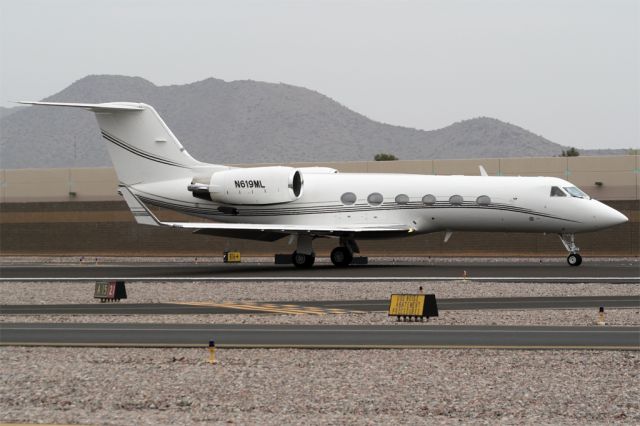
<box><xmin>174</xmin><ymin>301</ymin><xmax>323</xmax><ymax>315</ymax></box>
<box><xmin>173</xmin><ymin>301</ymin><xmax>368</xmax><ymax>315</ymax></box>
<box><xmin>226</xmin><ymin>302</ymin><xmax>322</xmax><ymax>315</ymax></box>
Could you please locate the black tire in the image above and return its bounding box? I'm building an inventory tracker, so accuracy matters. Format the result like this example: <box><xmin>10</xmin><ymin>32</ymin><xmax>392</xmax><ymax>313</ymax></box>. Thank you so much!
<box><xmin>567</xmin><ymin>253</ymin><xmax>582</xmax><ymax>266</ymax></box>
<box><xmin>330</xmin><ymin>247</ymin><xmax>353</xmax><ymax>267</ymax></box>
<box><xmin>292</xmin><ymin>252</ymin><xmax>315</xmax><ymax>268</ymax></box>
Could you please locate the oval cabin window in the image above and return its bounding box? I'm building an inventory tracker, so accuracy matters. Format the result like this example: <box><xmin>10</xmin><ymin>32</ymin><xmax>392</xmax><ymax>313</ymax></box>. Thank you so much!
<box><xmin>476</xmin><ymin>195</ymin><xmax>491</xmax><ymax>205</ymax></box>
<box><xmin>367</xmin><ymin>192</ymin><xmax>384</xmax><ymax>206</ymax></box>
<box><xmin>340</xmin><ymin>192</ymin><xmax>357</xmax><ymax>205</ymax></box>
<box><xmin>422</xmin><ymin>194</ymin><xmax>436</xmax><ymax>205</ymax></box>
<box><xmin>449</xmin><ymin>195</ymin><xmax>463</xmax><ymax>205</ymax></box>
<box><xmin>395</xmin><ymin>194</ymin><xmax>409</xmax><ymax>204</ymax></box>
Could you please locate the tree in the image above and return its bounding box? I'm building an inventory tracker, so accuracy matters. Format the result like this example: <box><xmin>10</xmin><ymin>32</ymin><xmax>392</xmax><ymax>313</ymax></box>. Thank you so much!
<box><xmin>374</xmin><ymin>153</ymin><xmax>398</xmax><ymax>161</ymax></box>
<box><xmin>560</xmin><ymin>147</ymin><xmax>580</xmax><ymax>157</ymax></box>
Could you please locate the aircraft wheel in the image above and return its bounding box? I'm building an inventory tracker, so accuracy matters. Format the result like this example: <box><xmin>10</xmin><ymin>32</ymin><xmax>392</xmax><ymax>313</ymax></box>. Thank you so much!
<box><xmin>567</xmin><ymin>253</ymin><xmax>582</xmax><ymax>266</ymax></box>
<box><xmin>330</xmin><ymin>247</ymin><xmax>353</xmax><ymax>267</ymax></box>
<box><xmin>292</xmin><ymin>252</ymin><xmax>315</xmax><ymax>268</ymax></box>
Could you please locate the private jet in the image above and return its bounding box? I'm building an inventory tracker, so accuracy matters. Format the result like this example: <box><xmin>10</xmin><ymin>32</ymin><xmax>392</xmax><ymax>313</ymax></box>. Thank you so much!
<box><xmin>20</xmin><ymin>101</ymin><xmax>629</xmax><ymax>268</ymax></box>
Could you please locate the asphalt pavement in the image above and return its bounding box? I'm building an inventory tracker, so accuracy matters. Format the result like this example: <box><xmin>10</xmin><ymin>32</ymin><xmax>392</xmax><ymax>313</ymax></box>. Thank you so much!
<box><xmin>2</xmin><ymin>323</ymin><xmax>638</xmax><ymax>349</ymax></box>
<box><xmin>2</xmin><ymin>296</ymin><xmax>638</xmax><ymax>315</ymax></box>
<box><xmin>1</xmin><ymin>260</ymin><xmax>638</xmax><ymax>282</ymax></box>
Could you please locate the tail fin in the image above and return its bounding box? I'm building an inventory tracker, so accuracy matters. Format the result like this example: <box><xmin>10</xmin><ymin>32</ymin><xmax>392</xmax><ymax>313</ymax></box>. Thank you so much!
<box><xmin>18</xmin><ymin>101</ymin><xmax>205</xmax><ymax>184</ymax></box>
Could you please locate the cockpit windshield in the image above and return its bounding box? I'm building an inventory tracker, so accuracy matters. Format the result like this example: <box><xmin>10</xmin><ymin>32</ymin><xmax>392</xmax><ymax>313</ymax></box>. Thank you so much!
<box><xmin>563</xmin><ymin>186</ymin><xmax>590</xmax><ymax>199</ymax></box>
<box><xmin>550</xmin><ymin>186</ymin><xmax>566</xmax><ymax>197</ymax></box>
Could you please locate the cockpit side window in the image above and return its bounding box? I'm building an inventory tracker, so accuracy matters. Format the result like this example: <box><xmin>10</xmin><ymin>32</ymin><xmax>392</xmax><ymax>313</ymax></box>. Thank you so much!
<box><xmin>550</xmin><ymin>186</ymin><xmax>566</xmax><ymax>197</ymax></box>
<box><xmin>563</xmin><ymin>186</ymin><xmax>589</xmax><ymax>199</ymax></box>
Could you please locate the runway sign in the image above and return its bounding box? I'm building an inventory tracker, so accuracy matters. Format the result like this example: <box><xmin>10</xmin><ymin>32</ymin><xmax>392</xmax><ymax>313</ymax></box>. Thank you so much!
<box><xmin>389</xmin><ymin>294</ymin><xmax>438</xmax><ymax>319</ymax></box>
<box><xmin>223</xmin><ymin>251</ymin><xmax>241</xmax><ymax>263</ymax></box>
<box><xmin>94</xmin><ymin>281</ymin><xmax>127</xmax><ymax>302</ymax></box>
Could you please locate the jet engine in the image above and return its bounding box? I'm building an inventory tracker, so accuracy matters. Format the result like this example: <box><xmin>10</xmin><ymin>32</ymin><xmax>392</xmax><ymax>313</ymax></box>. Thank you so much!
<box><xmin>188</xmin><ymin>166</ymin><xmax>303</xmax><ymax>205</ymax></box>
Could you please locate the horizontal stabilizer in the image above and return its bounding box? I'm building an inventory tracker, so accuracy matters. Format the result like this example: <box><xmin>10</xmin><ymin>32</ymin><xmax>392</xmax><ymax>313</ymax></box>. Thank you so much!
<box><xmin>119</xmin><ymin>187</ymin><xmax>161</xmax><ymax>226</ymax></box>
<box><xmin>17</xmin><ymin>101</ymin><xmax>144</xmax><ymax>111</ymax></box>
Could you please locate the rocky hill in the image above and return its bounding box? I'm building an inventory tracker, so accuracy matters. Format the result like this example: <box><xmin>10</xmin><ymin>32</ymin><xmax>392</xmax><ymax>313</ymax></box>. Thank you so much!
<box><xmin>0</xmin><ymin>75</ymin><xmax>623</xmax><ymax>169</ymax></box>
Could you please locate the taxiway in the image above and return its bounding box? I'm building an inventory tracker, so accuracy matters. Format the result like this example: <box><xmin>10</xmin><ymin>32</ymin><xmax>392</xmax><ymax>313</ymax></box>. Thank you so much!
<box><xmin>2</xmin><ymin>295</ymin><xmax>638</xmax><ymax>315</ymax></box>
<box><xmin>2</xmin><ymin>323</ymin><xmax>638</xmax><ymax>349</ymax></box>
<box><xmin>1</xmin><ymin>260</ymin><xmax>638</xmax><ymax>282</ymax></box>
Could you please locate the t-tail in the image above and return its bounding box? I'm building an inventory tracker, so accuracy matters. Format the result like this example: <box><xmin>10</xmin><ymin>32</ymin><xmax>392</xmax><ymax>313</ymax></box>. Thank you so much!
<box><xmin>18</xmin><ymin>101</ymin><xmax>219</xmax><ymax>185</ymax></box>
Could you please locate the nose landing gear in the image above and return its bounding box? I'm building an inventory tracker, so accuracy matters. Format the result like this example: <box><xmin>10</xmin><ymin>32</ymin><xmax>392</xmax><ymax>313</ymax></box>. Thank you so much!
<box><xmin>559</xmin><ymin>233</ymin><xmax>582</xmax><ymax>266</ymax></box>
<box><xmin>567</xmin><ymin>252</ymin><xmax>582</xmax><ymax>266</ymax></box>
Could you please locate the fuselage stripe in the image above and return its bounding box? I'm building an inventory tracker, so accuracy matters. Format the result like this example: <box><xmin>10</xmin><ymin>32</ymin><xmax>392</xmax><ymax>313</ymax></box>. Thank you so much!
<box><xmin>136</xmin><ymin>195</ymin><xmax>580</xmax><ymax>223</ymax></box>
<box><xmin>101</xmin><ymin>131</ymin><xmax>190</xmax><ymax>169</ymax></box>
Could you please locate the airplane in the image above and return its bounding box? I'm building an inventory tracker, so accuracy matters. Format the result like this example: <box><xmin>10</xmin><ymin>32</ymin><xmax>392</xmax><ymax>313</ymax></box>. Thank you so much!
<box><xmin>19</xmin><ymin>101</ymin><xmax>629</xmax><ymax>268</ymax></box>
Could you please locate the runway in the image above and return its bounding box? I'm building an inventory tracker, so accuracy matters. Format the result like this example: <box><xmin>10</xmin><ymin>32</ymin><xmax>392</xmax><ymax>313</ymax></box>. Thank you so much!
<box><xmin>2</xmin><ymin>296</ymin><xmax>638</xmax><ymax>315</ymax></box>
<box><xmin>1</xmin><ymin>260</ymin><xmax>638</xmax><ymax>282</ymax></box>
<box><xmin>1</xmin><ymin>323</ymin><xmax>638</xmax><ymax>349</ymax></box>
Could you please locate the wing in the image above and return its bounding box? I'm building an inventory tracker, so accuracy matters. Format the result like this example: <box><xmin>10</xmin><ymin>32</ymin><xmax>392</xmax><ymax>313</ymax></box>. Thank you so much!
<box><xmin>119</xmin><ymin>186</ymin><xmax>414</xmax><ymax>238</ymax></box>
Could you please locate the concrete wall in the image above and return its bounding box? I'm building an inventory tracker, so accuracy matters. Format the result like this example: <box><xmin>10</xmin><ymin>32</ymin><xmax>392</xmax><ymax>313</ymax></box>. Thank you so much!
<box><xmin>1</xmin><ymin>156</ymin><xmax>637</xmax><ymax>257</ymax></box>
<box><xmin>1</xmin><ymin>155</ymin><xmax>638</xmax><ymax>202</ymax></box>
<box><xmin>0</xmin><ymin>200</ymin><xmax>637</xmax><ymax>256</ymax></box>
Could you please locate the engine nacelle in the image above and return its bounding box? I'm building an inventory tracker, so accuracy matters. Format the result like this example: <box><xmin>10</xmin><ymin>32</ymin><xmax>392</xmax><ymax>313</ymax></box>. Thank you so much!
<box><xmin>188</xmin><ymin>166</ymin><xmax>303</xmax><ymax>205</ymax></box>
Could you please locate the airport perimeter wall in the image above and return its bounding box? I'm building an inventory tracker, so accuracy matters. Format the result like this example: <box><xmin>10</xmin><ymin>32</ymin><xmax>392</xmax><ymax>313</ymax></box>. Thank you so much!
<box><xmin>1</xmin><ymin>155</ymin><xmax>638</xmax><ymax>257</ymax></box>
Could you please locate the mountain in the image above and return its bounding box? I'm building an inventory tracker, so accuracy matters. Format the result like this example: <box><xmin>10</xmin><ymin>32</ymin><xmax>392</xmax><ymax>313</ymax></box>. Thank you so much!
<box><xmin>0</xmin><ymin>106</ymin><xmax>25</xmax><ymax>120</ymax></box>
<box><xmin>0</xmin><ymin>75</ymin><xmax>622</xmax><ymax>169</ymax></box>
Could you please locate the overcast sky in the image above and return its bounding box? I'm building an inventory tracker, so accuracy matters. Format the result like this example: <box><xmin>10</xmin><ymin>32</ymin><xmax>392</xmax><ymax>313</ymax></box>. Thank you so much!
<box><xmin>1</xmin><ymin>0</ymin><xmax>638</xmax><ymax>149</ymax></box>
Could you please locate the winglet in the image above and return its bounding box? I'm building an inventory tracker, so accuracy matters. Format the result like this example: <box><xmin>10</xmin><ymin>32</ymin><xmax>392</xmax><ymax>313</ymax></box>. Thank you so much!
<box><xmin>479</xmin><ymin>165</ymin><xmax>488</xmax><ymax>176</ymax></box>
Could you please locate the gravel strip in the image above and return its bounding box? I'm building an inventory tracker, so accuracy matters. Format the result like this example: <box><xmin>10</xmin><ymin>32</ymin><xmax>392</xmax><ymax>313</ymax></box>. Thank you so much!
<box><xmin>3</xmin><ymin>280</ymin><xmax>638</xmax><ymax>326</ymax></box>
<box><xmin>1</xmin><ymin>347</ymin><xmax>638</xmax><ymax>425</ymax></box>
<box><xmin>2</xmin><ymin>263</ymin><xmax>638</xmax><ymax>425</ymax></box>
<box><xmin>2</xmin><ymin>309</ymin><xmax>639</xmax><ymax>326</ymax></box>
<box><xmin>2</xmin><ymin>280</ymin><xmax>638</xmax><ymax>305</ymax></box>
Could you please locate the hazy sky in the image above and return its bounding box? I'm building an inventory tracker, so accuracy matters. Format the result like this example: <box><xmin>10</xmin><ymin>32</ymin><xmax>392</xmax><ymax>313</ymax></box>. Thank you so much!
<box><xmin>1</xmin><ymin>0</ymin><xmax>638</xmax><ymax>149</ymax></box>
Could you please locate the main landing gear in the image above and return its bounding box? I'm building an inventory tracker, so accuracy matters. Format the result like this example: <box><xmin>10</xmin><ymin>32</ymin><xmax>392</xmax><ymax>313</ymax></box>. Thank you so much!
<box><xmin>559</xmin><ymin>233</ymin><xmax>582</xmax><ymax>266</ymax></box>
<box><xmin>330</xmin><ymin>237</ymin><xmax>359</xmax><ymax>267</ymax></box>
<box><xmin>292</xmin><ymin>251</ymin><xmax>315</xmax><ymax>268</ymax></box>
<box><xmin>330</xmin><ymin>247</ymin><xmax>353</xmax><ymax>267</ymax></box>
<box><xmin>290</xmin><ymin>235</ymin><xmax>359</xmax><ymax>268</ymax></box>
<box><xmin>291</xmin><ymin>234</ymin><xmax>315</xmax><ymax>269</ymax></box>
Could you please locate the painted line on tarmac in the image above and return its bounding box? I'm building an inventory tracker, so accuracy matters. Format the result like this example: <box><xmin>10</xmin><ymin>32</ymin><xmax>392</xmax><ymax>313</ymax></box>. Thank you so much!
<box><xmin>173</xmin><ymin>301</ymin><xmax>326</xmax><ymax>315</ymax></box>
<box><xmin>1</xmin><ymin>277</ymin><xmax>637</xmax><ymax>282</ymax></box>
<box><xmin>1</xmin><ymin>342</ymin><xmax>637</xmax><ymax>350</ymax></box>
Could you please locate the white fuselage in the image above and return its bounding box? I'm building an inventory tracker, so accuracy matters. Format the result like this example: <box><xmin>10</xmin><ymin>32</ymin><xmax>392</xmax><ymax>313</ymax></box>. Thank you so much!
<box><xmin>20</xmin><ymin>101</ymin><xmax>629</xmax><ymax>266</ymax></box>
<box><xmin>131</xmin><ymin>172</ymin><xmax>627</xmax><ymax>237</ymax></box>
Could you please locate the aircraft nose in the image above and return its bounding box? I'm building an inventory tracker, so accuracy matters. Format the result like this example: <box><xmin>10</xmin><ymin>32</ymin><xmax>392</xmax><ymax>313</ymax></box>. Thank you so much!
<box><xmin>601</xmin><ymin>205</ymin><xmax>628</xmax><ymax>228</ymax></box>
<box><xmin>612</xmin><ymin>210</ymin><xmax>629</xmax><ymax>225</ymax></box>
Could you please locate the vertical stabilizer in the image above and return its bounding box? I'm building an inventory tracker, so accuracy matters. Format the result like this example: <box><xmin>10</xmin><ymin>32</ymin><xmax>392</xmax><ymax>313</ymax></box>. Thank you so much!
<box><xmin>18</xmin><ymin>101</ymin><xmax>206</xmax><ymax>185</ymax></box>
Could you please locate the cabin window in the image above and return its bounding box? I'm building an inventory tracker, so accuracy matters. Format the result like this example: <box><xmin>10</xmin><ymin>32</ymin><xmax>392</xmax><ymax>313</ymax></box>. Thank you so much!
<box><xmin>476</xmin><ymin>195</ymin><xmax>491</xmax><ymax>206</ymax></box>
<box><xmin>550</xmin><ymin>186</ymin><xmax>566</xmax><ymax>197</ymax></box>
<box><xmin>340</xmin><ymin>192</ymin><xmax>357</xmax><ymax>205</ymax></box>
<box><xmin>449</xmin><ymin>195</ymin><xmax>463</xmax><ymax>205</ymax></box>
<box><xmin>367</xmin><ymin>192</ymin><xmax>384</xmax><ymax>206</ymax></box>
<box><xmin>563</xmin><ymin>186</ymin><xmax>589</xmax><ymax>199</ymax></box>
<box><xmin>422</xmin><ymin>194</ymin><xmax>436</xmax><ymax>205</ymax></box>
<box><xmin>395</xmin><ymin>194</ymin><xmax>409</xmax><ymax>204</ymax></box>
